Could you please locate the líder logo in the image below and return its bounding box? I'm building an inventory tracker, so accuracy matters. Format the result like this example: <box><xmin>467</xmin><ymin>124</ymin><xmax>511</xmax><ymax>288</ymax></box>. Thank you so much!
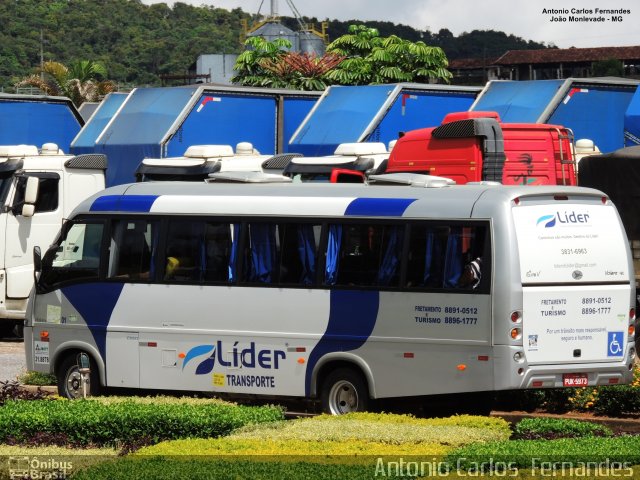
<box><xmin>182</xmin><ymin>341</ymin><xmax>286</xmax><ymax>375</ymax></box>
<box><xmin>536</xmin><ymin>211</ymin><xmax>590</xmax><ymax>228</ymax></box>
<box><xmin>536</xmin><ymin>214</ymin><xmax>556</xmax><ymax>228</ymax></box>
<box><xmin>572</xmin><ymin>270</ymin><xmax>583</xmax><ymax>280</ymax></box>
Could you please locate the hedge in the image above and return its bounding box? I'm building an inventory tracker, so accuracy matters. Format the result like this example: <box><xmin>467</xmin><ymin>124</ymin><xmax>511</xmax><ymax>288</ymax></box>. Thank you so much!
<box><xmin>72</xmin><ymin>457</ymin><xmax>390</xmax><ymax>480</ymax></box>
<box><xmin>513</xmin><ymin>417</ymin><xmax>613</xmax><ymax>439</ymax></box>
<box><xmin>137</xmin><ymin>413</ymin><xmax>510</xmax><ymax>457</ymax></box>
<box><xmin>446</xmin><ymin>435</ymin><xmax>640</xmax><ymax>471</ymax></box>
<box><xmin>0</xmin><ymin>398</ymin><xmax>284</xmax><ymax>447</ymax></box>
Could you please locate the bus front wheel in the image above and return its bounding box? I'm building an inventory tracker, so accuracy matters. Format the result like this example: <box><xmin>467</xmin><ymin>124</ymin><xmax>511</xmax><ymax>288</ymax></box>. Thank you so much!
<box><xmin>320</xmin><ymin>368</ymin><xmax>369</xmax><ymax>414</ymax></box>
<box><xmin>57</xmin><ymin>353</ymin><xmax>102</xmax><ymax>399</ymax></box>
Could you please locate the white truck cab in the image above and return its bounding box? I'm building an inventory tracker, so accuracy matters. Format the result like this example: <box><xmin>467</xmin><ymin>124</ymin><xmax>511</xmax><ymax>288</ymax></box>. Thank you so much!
<box><xmin>0</xmin><ymin>144</ymin><xmax>106</xmax><ymax>336</ymax></box>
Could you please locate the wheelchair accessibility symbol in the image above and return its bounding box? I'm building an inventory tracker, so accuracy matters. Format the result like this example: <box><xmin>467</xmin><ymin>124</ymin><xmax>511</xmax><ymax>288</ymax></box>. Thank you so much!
<box><xmin>607</xmin><ymin>331</ymin><xmax>624</xmax><ymax>357</ymax></box>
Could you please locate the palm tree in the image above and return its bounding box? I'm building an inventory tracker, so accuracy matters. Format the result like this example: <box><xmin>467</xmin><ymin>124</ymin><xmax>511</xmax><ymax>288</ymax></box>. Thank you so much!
<box><xmin>16</xmin><ymin>60</ymin><xmax>116</xmax><ymax>107</ymax></box>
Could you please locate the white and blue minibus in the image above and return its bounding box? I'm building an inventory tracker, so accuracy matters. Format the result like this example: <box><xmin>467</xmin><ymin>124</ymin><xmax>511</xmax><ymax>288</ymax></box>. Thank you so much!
<box><xmin>25</xmin><ymin>180</ymin><xmax>636</xmax><ymax>413</ymax></box>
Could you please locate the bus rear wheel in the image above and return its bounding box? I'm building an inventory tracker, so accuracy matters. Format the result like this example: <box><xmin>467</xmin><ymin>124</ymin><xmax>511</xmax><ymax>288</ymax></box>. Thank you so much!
<box><xmin>57</xmin><ymin>353</ymin><xmax>102</xmax><ymax>399</ymax></box>
<box><xmin>320</xmin><ymin>368</ymin><xmax>369</xmax><ymax>414</ymax></box>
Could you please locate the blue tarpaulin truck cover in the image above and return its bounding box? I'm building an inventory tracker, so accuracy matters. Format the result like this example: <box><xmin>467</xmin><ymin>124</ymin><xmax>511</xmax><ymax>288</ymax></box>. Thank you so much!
<box><xmin>471</xmin><ymin>78</ymin><xmax>639</xmax><ymax>153</ymax></box>
<box><xmin>70</xmin><ymin>92</ymin><xmax>129</xmax><ymax>155</ymax></box>
<box><xmin>623</xmin><ymin>87</ymin><xmax>640</xmax><ymax>147</ymax></box>
<box><xmin>288</xmin><ymin>83</ymin><xmax>481</xmax><ymax>156</ymax></box>
<box><xmin>0</xmin><ymin>93</ymin><xmax>83</xmax><ymax>152</ymax></box>
<box><xmin>89</xmin><ymin>86</ymin><xmax>319</xmax><ymax>187</ymax></box>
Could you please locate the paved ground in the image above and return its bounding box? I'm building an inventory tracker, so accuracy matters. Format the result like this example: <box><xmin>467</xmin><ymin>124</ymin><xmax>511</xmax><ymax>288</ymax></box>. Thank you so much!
<box><xmin>0</xmin><ymin>338</ymin><xmax>26</xmax><ymax>383</ymax></box>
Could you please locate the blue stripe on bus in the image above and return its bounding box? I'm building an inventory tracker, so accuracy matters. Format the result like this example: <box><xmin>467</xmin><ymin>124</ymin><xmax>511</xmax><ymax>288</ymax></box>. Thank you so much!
<box><xmin>305</xmin><ymin>289</ymin><xmax>379</xmax><ymax>396</ymax></box>
<box><xmin>90</xmin><ymin>195</ymin><xmax>159</xmax><ymax>212</ymax></box>
<box><xmin>61</xmin><ymin>283</ymin><xmax>125</xmax><ymax>363</ymax></box>
<box><xmin>345</xmin><ymin>198</ymin><xmax>417</xmax><ymax>216</ymax></box>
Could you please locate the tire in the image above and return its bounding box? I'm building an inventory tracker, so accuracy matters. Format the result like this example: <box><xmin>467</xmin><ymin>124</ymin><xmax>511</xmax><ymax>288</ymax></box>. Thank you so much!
<box><xmin>57</xmin><ymin>353</ymin><xmax>102</xmax><ymax>399</ymax></box>
<box><xmin>13</xmin><ymin>321</ymin><xmax>24</xmax><ymax>339</ymax></box>
<box><xmin>320</xmin><ymin>368</ymin><xmax>369</xmax><ymax>415</ymax></box>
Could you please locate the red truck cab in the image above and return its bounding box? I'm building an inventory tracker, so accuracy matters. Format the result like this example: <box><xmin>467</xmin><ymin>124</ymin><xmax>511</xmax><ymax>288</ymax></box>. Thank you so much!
<box><xmin>387</xmin><ymin>111</ymin><xmax>577</xmax><ymax>186</ymax></box>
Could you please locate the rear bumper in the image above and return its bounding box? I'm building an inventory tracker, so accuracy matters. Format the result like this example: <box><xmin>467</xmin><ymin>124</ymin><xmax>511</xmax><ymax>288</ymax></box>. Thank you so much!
<box><xmin>493</xmin><ymin>344</ymin><xmax>635</xmax><ymax>390</ymax></box>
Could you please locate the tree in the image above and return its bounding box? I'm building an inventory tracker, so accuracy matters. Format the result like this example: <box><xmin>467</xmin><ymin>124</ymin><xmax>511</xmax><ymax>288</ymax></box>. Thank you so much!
<box><xmin>15</xmin><ymin>60</ymin><xmax>116</xmax><ymax>106</ymax></box>
<box><xmin>592</xmin><ymin>58</ymin><xmax>624</xmax><ymax>77</ymax></box>
<box><xmin>325</xmin><ymin>25</ymin><xmax>452</xmax><ymax>85</ymax></box>
<box><xmin>232</xmin><ymin>36</ymin><xmax>344</xmax><ymax>90</ymax></box>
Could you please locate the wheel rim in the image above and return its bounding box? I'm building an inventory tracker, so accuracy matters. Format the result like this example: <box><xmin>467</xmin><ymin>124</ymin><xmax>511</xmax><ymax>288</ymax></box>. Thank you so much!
<box><xmin>65</xmin><ymin>366</ymin><xmax>88</xmax><ymax>399</ymax></box>
<box><xmin>328</xmin><ymin>379</ymin><xmax>359</xmax><ymax>414</ymax></box>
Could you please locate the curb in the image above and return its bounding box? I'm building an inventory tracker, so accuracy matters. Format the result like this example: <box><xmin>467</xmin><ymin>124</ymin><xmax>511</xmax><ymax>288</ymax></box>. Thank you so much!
<box><xmin>19</xmin><ymin>384</ymin><xmax>57</xmax><ymax>394</ymax></box>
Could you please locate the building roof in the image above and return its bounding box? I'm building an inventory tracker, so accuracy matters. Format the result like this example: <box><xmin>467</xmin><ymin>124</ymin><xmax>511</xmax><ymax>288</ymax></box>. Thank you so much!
<box><xmin>494</xmin><ymin>46</ymin><xmax>640</xmax><ymax>65</ymax></box>
<box><xmin>449</xmin><ymin>57</ymin><xmax>500</xmax><ymax>69</ymax></box>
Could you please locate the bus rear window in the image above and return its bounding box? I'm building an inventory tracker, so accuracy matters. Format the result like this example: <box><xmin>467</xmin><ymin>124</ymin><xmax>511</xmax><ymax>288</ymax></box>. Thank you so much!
<box><xmin>513</xmin><ymin>203</ymin><xmax>629</xmax><ymax>284</ymax></box>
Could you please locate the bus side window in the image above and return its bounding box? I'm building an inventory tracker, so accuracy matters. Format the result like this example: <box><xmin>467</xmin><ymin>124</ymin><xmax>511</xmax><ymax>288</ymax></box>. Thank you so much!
<box><xmin>204</xmin><ymin>222</ymin><xmax>234</xmax><ymax>282</ymax></box>
<box><xmin>164</xmin><ymin>220</ymin><xmax>203</xmax><ymax>282</ymax></box>
<box><xmin>405</xmin><ymin>224</ymin><xmax>486</xmax><ymax>291</ymax></box>
<box><xmin>277</xmin><ymin>223</ymin><xmax>321</xmax><ymax>286</ymax></box>
<box><xmin>108</xmin><ymin>220</ymin><xmax>158</xmax><ymax>281</ymax></box>
<box><xmin>326</xmin><ymin>223</ymin><xmax>403</xmax><ymax>288</ymax></box>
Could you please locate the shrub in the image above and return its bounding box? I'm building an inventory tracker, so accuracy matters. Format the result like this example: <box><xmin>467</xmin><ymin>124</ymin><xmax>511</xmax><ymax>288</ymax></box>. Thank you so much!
<box><xmin>18</xmin><ymin>371</ymin><xmax>57</xmax><ymax>386</ymax></box>
<box><xmin>137</xmin><ymin>438</ymin><xmax>452</xmax><ymax>457</ymax></box>
<box><xmin>138</xmin><ymin>413</ymin><xmax>511</xmax><ymax>457</ymax></box>
<box><xmin>0</xmin><ymin>398</ymin><xmax>284</xmax><ymax>447</ymax></box>
<box><xmin>229</xmin><ymin>413</ymin><xmax>510</xmax><ymax>446</ymax></box>
<box><xmin>0</xmin><ymin>380</ymin><xmax>51</xmax><ymax>406</ymax></box>
<box><xmin>512</xmin><ymin>417</ymin><xmax>613</xmax><ymax>440</ymax></box>
<box><xmin>494</xmin><ymin>389</ymin><xmax>545</xmax><ymax>412</ymax></box>
<box><xmin>540</xmin><ymin>389</ymin><xmax>572</xmax><ymax>414</ymax></box>
<box><xmin>592</xmin><ymin>384</ymin><xmax>640</xmax><ymax>417</ymax></box>
<box><xmin>446</xmin><ymin>435</ymin><xmax>640</xmax><ymax>471</ymax></box>
<box><xmin>72</xmin><ymin>458</ymin><xmax>384</xmax><ymax>480</ymax></box>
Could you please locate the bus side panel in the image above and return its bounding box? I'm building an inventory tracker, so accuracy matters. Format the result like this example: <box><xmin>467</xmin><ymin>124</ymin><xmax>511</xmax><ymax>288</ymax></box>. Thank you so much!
<box><xmin>107</xmin><ymin>285</ymin><xmax>332</xmax><ymax>395</ymax></box>
<box><xmin>29</xmin><ymin>288</ymin><xmax>106</xmax><ymax>379</ymax></box>
<box><xmin>359</xmin><ymin>291</ymin><xmax>493</xmax><ymax>398</ymax></box>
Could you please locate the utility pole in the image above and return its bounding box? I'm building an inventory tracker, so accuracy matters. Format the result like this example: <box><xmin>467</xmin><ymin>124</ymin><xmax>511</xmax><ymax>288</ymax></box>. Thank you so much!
<box><xmin>40</xmin><ymin>29</ymin><xmax>44</xmax><ymax>79</ymax></box>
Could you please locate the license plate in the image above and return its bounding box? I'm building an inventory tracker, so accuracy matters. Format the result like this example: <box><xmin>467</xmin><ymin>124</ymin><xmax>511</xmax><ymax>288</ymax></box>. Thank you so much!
<box><xmin>563</xmin><ymin>373</ymin><xmax>588</xmax><ymax>387</ymax></box>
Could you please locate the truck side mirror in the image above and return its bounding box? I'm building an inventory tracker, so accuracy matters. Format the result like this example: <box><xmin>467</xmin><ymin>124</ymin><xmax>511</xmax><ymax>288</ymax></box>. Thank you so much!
<box><xmin>33</xmin><ymin>245</ymin><xmax>42</xmax><ymax>287</ymax></box>
<box><xmin>33</xmin><ymin>246</ymin><xmax>42</xmax><ymax>273</ymax></box>
<box><xmin>21</xmin><ymin>177</ymin><xmax>39</xmax><ymax>218</ymax></box>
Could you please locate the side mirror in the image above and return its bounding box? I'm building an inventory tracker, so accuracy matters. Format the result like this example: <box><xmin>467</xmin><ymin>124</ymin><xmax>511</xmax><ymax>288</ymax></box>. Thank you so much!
<box><xmin>33</xmin><ymin>246</ymin><xmax>42</xmax><ymax>273</ymax></box>
<box><xmin>25</xmin><ymin>176</ymin><xmax>39</xmax><ymax>204</ymax></box>
<box><xmin>33</xmin><ymin>246</ymin><xmax>42</xmax><ymax>287</ymax></box>
<box><xmin>20</xmin><ymin>177</ymin><xmax>39</xmax><ymax>218</ymax></box>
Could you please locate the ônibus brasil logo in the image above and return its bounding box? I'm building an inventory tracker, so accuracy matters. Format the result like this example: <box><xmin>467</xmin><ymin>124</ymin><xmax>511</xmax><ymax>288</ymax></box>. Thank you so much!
<box><xmin>182</xmin><ymin>342</ymin><xmax>286</xmax><ymax>375</ymax></box>
<box><xmin>536</xmin><ymin>211</ymin><xmax>590</xmax><ymax>228</ymax></box>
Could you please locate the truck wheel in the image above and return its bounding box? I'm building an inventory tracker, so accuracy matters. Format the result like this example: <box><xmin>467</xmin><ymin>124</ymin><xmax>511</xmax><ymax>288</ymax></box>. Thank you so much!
<box><xmin>13</xmin><ymin>322</ymin><xmax>23</xmax><ymax>339</ymax></box>
<box><xmin>320</xmin><ymin>368</ymin><xmax>369</xmax><ymax>414</ymax></box>
<box><xmin>57</xmin><ymin>353</ymin><xmax>102</xmax><ymax>399</ymax></box>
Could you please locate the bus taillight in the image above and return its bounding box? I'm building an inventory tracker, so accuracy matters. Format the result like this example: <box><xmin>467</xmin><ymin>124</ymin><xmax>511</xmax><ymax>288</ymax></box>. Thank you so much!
<box><xmin>630</xmin><ymin>308</ymin><xmax>636</xmax><ymax>320</ymax></box>
<box><xmin>510</xmin><ymin>328</ymin><xmax>521</xmax><ymax>340</ymax></box>
<box><xmin>510</xmin><ymin>311</ymin><xmax>521</xmax><ymax>323</ymax></box>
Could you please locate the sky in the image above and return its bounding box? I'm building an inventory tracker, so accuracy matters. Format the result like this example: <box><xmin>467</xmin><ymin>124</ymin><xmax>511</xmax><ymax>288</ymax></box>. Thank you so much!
<box><xmin>142</xmin><ymin>0</ymin><xmax>639</xmax><ymax>49</ymax></box>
